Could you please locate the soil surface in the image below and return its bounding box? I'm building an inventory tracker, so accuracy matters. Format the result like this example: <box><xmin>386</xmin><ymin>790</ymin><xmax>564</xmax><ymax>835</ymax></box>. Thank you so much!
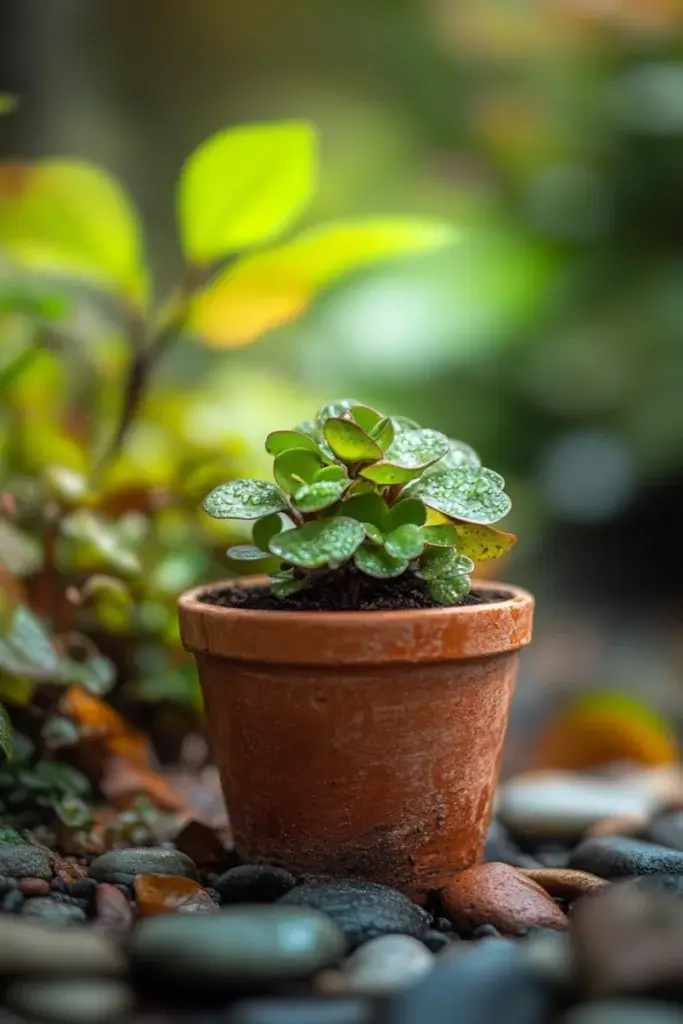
<box><xmin>200</xmin><ymin>570</ymin><xmax>510</xmax><ymax>613</ymax></box>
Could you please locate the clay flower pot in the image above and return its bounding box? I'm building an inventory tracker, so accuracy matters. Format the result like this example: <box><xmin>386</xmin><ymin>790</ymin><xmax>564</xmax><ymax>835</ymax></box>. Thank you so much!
<box><xmin>179</xmin><ymin>578</ymin><xmax>534</xmax><ymax>902</ymax></box>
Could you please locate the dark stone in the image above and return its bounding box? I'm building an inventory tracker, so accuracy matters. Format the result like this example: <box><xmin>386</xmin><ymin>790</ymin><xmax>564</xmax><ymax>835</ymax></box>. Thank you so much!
<box><xmin>472</xmin><ymin>924</ymin><xmax>502</xmax><ymax>940</ymax></box>
<box><xmin>484</xmin><ymin>821</ymin><xmax>540</xmax><ymax>869</ymax></box>
<box><xmin>1</xmin><ymin>888</ymin><xmax>25</xmax><ymax>914</ymax></box>
<box><xmin>0</xmin><ymin>875</ymin><xmax>18</xmax><ymax>894</ymax></box>
<box><xmin>68</xmin><ymin>877</ymin><xmax>98</xmax><ymax>900</ymax></box>
<box><xmin>6</xmin><ymin>978</ymin><xmax>134</xmax><ymax>1023</ymax></box>
<box><xmin>628</xmin><ymin>875</ymin><xmax>683</xmax><ymax>895</ymax></box>
<box><xmin>380</xmin><ymin>938</ymin><xmax>554</xmax><ymax>1024</ymax></box>
<box><xmin>215</xmin><ymin>864</ymin><xmax>297</xmax><ymax>904</ymax></box>
<box><xmin>50</xmin><ymin>876</ymin><xmax>68</xmax><ymax>893</ymax></box>
<box><xmin>88</xmin><ymin>847</ymin><xmax>197</xmax><ymax>884</ymax></box>
<box><xmin>22</xmin><ymin>897</ymin><xmax>86</xmax><ymax>924</ymax></box>
<box><xmin>278</xmin><ymin>881</ymin><xmax>430</xmax><ymax>950</ymax></box>
<box><xmin>229</xmin><ymin>998</ymin><xmax>374</xmax><ymax>1024</ymax></box>
<box><xmin>561</xmin><ymin>1001</ymin><xmax>683</xmax><ymax>1024</ymax></box>
<box><xmin>649</xmin><ymin>812</ymin><xmax>683</xmax><ymax>853</ymax></box>
<box><xmin>423</xmin><ymin>930</ymin><xmax>453</xmax><ymax>953</ymax></box>
<box><xmin>569</xmin><ymin>838</ymin><xmax>683</xmax><ymax>880</ymax></box>
<box><xmin>0</xmin><ymin>843</ymin><xmax>52</xmax><ymax>881</ymax></box>
<box><xmin>536</xmin><ymin>846</ymin><xmax>571</xmax><ymax>869</ymax></box>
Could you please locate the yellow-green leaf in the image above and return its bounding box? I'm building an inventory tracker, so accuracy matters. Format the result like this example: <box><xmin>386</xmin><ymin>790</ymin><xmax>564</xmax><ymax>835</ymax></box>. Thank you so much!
<box><xmin>453</xmin><ymin>522</ymin><xmax>517</xmax><ymax>562</ymax></box>
<box><xmin>177</xmin><ymin>121</ymin><xmax>317</xmax><ymax>264</ymax></box>
<box><xmin>0</xmin><ymin>94</ymin><xmax>19</xmax><ymax>116</ymax></box>
<box><xmin>0</xmin><ymin>160</ymin><xmax>148</xmax><ymax>307</ymax></box>
<box><xmin>188</xmin><ymin>217</ymin><xmax>456</xmax><ymax>348</ymax></box>
<box><xmin>323</xmin><ymin>418</ymin><xmax>382</xmax><ymax>464</ymax></box>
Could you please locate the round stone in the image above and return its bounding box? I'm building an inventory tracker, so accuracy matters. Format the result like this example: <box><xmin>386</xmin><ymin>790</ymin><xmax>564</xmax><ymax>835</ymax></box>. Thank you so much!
<box><xmin>215</xmin><ymin>864</ymin><xmax>297</xmax><ymax>904</ymax></box>
<box><xmin>22</xmin><ymin>897</ymin><xmax>87</xmax><ymax>925</ymax></box>
<box><xmin>498</xmin><ymin>773</ymin><xmax>653</xmax><ymax>843</ymax></box>
<box><xmin>229</xmin><ymin>999</ymin><xmax>373</xmax><ymax>1024</ymax></box>
<box><xmin>569</xmin><ymin>837</ymin><xmax>683</xmax><ymax>879</ymax></box>
<box><xmin>88</xmin><ymin>847</ymin><xmax>197</xmax><ymax>885</ymax></box>
<box><xmin>19</xmin><ymin>877</ymin><xmax>51</xmax><ymax>897</ymax></box>
<box><xmin>340</xmin><ymin>935</ymin><xmax>434</xmax><ymax>994</ymax></box>
<box><xmin>520</xmin><ymin>869</ymin><xmax>609</xmax><ymax>901</ymax></box>
<box><xmin>561</xmin><ymin>1001</ymin><xmax>683</xmax><ymax>1024</ymax></box>
<box><xmin>484</xmin><ymin>821</ymin><xmax>540</xmax><ymax>869</ymax></box>
<box><xmin>0</xmin><ymin>917</ymin><xmax>125</xmax><ymax>976</ymax></box>
<box><xmin>6</xmin><ymin>979</ymin><xmax>134</xmax><ymax>1024</ymax></box>
<box><xmin>278</xmin><ymin>881</ymin><xmax>430</xmax><ymax>950</ymax></box>
<box><xmin>129</xmin><ymin>906</ymin><xmax>347</xmax><ymax>991</ymax></box>
<box><xmin>442</xmin><ymin>863</ymin><xmax>568</xmax><ymax>937</ymax></box>
<box><xmin>649</xmin><ymin>812</ymin><xmax>683</xmax><ymax>852</ymax></box>
<box><xmin>0</xmin><ymin>843</ymin><xmax>52</xmax><ymax>881</ymax></box>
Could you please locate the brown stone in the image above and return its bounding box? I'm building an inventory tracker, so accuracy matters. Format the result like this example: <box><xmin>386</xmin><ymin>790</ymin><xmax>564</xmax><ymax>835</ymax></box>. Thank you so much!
<box><xmin>18</xmin><ymin>878</ymin><xmax>51</xmax><ymax>897</ymax></box>
<box><xmin>134</xmin><ymin>874</ymin><xmax>217</xmax><ymax>916</ymax></box>
<box><xmin>584</xmin><ymin>813</ymin><xmax>649</xmax><ymax>840</ymax></box>
<box><xmin>520</xmin><ymin>869</ymin><xmax>609</xmax><ymax>901</ymax></box>
<box><xmin>94</xmin><ymin>883</ymin><xmax>134</xmax><ymax>933</ymax></box>
<box><xmin>571</xmin><ymin>880</ymin><xmax>683</xmax><ymax>998</ymax></box>
<box><xmin>442</xmin><ymin>862</ymin><xmax>568</xmax><ymax>936</ymax></box>
<box><xmin>174</xmin><ymin>819</ymin><xmax>228</xmax><ymax>870</ymax></box>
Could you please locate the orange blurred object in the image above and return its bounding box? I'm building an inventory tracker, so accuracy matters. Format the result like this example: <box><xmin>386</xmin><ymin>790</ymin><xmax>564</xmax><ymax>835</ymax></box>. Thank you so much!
<box><xmin>134</xmin><ymin>874</ymin><xmax>217</xmax><ymax>916</ymax></box>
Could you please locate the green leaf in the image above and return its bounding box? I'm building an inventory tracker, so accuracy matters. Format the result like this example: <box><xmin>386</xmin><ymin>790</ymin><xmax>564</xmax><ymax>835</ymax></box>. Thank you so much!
<box><xmin>41</xmin><ymin>716</ymin><xmax>79</xmax><ymax>750</ymax></box>
<box><xmin>265</xmin><ymin>430</ymin><xmax>321</xmax><ymax>457</ymax></box>
<box><xmin>62</xmin><ymin>654</ymin><xmax>115</xmax><ymax>696</ymax></box>
<box><xmin>227</xmin><ymin>545</ymin><xmax>271</xmax><ymax>561</ymax></box>
<box><xmin>271</xmin><ymin>571</ymin><xmax>307</xmax><ymax>598</ymax></box>
<box><xmin>370</xmin><ymin>417</ymin><xmax>395</xmax><ymax>451</ymax></box>
<box><xmin>421</xmin><ymin>524</ymin><xmax>459</xmax><ymax>547</ymax></box>
<box><xmin>188</xmin><ymin>218</ymin><xmax>455</xmax><ymax>349</ymax></box>
<box><xmin>391</xmin><ymin>415</ymin><xmax>421</xmax><ymax>433</ymax></box>
<box><xmin>436</xmin><ymin>439</ymin><xmax>481</xmax><ymax>471</ymax></box>
<box><xmin>59</xmin><ymin>511</ymin><xmax>141</xmax><ymax>577</ymax></box>
<box><xmin>253</xmin><ymin>513</ymin><xmax>285</xmax><ymax>550</ymax></box>
<box><xmin>363</xmin><ymin>523</ymin><xmax>384</xmax><ymax>545</ymax></box>
<box><xmin>387</xmin><ymin>498</ymin><xmax>427</xmax><ymax>530</ymax></box>
<box><xmin>178</xmin><ymin>121</ymin><xmax>317</xmax><ymax>264</ymax></box>
<box><xmin>0</xmin><ymin>825</ymin><xmax>24</xmax><ymax>844</ymax></box>
<box><xmin>43</xmin><ymin>464</ymin><xmax>88</xmax><ymax>505</ymax></box>
<box><xmin>203</xmin><ymin>479</ymin><xmax>287</xmax><ymax>519</ymax></box>
<box><xmin>419</xmin><ymin>548</ymin><xmax>475</xmax><ymax>581</ymax></box>
<box><xmin>273</xmin><ymin>449</ymin><xmax>322</xmax><ymax>494</ymax></box>
<box><xmin>383</xmin><ymin>428</ymin><xmax>450</xmax><ymax>470</ymax></box>
<box><xmin>359</xmin><ymin>462</ymin><xmax>424</xmax><ymax>485</ymax></box>
<box><xmin>314</xmin><ymin>465</ymin><xmax>347</xmax><ymax>483</ymax></box>
<box><xmin>29</xmin><ymin>760</ymin><xmax>91</xmax><ymax>798</ymax></box>
<box><xmin>0</xmin><ymin>94</ymin><xmax>19</xmax><ymax>116</ymax></box>
<box><xmin>385</xmin><ymin>524</ymin><xmax>424</xmax><ymax>560</ymax></box>
<box><xmin>453</xmin><ymin>522</ymin><xmax>517</xmax><ymax>562</ymax></box>
<box><xmin>54</xmin><ymin>795</ymin><xmax>92</xmax><ymax>829</ymax></box>
<box><xmin>293</xmin><ymin>479</ymin><xmax>348</xmax><ymax>512</ymax></box>
<box><xmin>341</xmin><ymin>492</ymin><xmax>389</xmax><ymax>530</ymax></box>
<box><xmin>349</xmin><ymin>405</ymin><xmax>383</xmax><ymax>433</ymax></box>
<box><xmin>0</xmin><ymin>160</ymin><xmax>148</xmax><ymax>307</ymax></box>
<box><xmin>0</xmin><ymin>704</ymin><xmax>12</xmax><ymax>760</ymax></box>
<box><xmin>354</xmin><ymin>545</ymin><xmax>408</xmax><ymax>579</ymax></box>
<box><xmin>0</xmin><ymin>605</ymin><xmax>59</xmax><ymax>679</ymax></box>
<box><xmin>429</xmin><ymin>574</ymin><xmax>471</xmax><ymax>606</ymax></box>
<box><xmin>269</xmin><ymin>517</ymin><xmax>364</xmax><ymax>569</ymax></box>
<box><xmin>316</xmin><ymin>400</ymin><xmax>363</xmax><ymax>426</ymax></box>
<box><xmin>0</xmin><ymin>520</ymin><xmax>42</xmax><ymax>577</ymax></box>
<box><xmin>323</xmin><ymin>418</ymin><xmax>383</xmax><ymax>464</ymax></box>
<box><xmin>408</xmin><ymin>467</ymin><xmax>511</xmax><ymax>525</ymax></box>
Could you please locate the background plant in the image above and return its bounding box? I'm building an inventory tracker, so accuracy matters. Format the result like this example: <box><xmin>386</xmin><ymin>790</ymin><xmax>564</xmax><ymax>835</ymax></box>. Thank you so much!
<box><xmin>204</xmin><ymin>399</ymin><xmax>516</xmax><ymax>604</ymax></box>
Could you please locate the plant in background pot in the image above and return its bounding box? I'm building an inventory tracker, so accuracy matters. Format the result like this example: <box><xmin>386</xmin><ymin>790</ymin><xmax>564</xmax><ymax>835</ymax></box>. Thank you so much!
<box><xmin>179</xmin><ymin>399</ymin><xmax>534</xmax><ymax>902</ymax></box>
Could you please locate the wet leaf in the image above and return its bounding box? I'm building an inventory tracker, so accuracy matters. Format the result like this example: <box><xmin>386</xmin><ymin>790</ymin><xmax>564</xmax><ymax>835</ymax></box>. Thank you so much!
<box><xmin>408</xmin><ymin>467</ymin><xmax>511</xmax><ymax>524</ymax></box>
<box><xmin>252</xmin><ymin>513</ymin><xmax>285</xmax><ymax>551</ymax></box>
<box><xmin>419</xmin><ymin>547</ymin><xmax>475</xmax><ymax>581</ymax></box>
<box><xmin>227</xmin><ymin>545</ymin><xmax>271</xmax><ymax>561</ymax></box>
<box><xmin>349</xmin><ymin>405</ymin><xmax>383</xmax><ymax>433</ymax></box>
<box><xmin>421</xmin><ymin>524</ymin><xmax>459</xmax><ymax>547</ymax></box>
<box><xmin>387</xmin><ymin>498</ymin><xmax>427</xmax><ymax>530</ymax></box>
<box><xmin>293</xmin><ymin>479</ymin><xmax>348</xmax><ymax>512</ymax></box>
<box><xmin>202</xmin><ymin>479</ymin><xmax>287</xmax><ymax>520</ymax></box>
<box><xmin>431</xmin><ymin>439</ymin><xmax>481</xmax><ymax>471</ymax></box>
<box><xmin>269</xmin><ymin>517</ymin><xmax>364</xmax><ymax>569</ymax></box>
<box><xmin>323</xmin><ymin>418</ymin><xmax>383</xmax><ymax>463</ymax></box>
<box><xmin>384</xmin><ymin>524</ymin><xmax>424</xmax><ymax>560</ymax></box>
<box><xmin>0</xmin><ymin>604</ymin><xmax>60</xmax><ymax>679</ymax></box>
<box><xmin>354</xmin><ymin>545</ymin><xmax>408</xmax><ymax>579</ymax></box>
<box><xmin>383</xmin><ymin>428</ymin><xmax>450</xmax><ymax>470</ymax></box>
<box><xmin>359</xmin><ymin>461</ymin><xmax>423</xmax><ymax>485</ymax></box>
<box><xmin>363</xmin><ymin>523</ymin><xmax>384</xmax><ymax>545</ymax></box>
<box><xmin>453</xmin><ymin>522</ymin><xmax>517</xmax><ymax>562</ymax></box>
<box><xmin>178</xmin><ymin>121</ymin><xmax>316</xmax><ymax>263</ymax></box>
<box><xmin>271</xmin><ymin>571</ymin><xmax>307</xmax><ymax>597</ymax></box>
<box><xmin>273</xmin><ymin>449</ymin><xmax>322</xmax><ymax>494</ymax></box>
<box><xmin>370</xmin><ymin>417</ymin><xmax>395</xmax><ymax>450</ymax></box>
<box><xmin>314</xmin><ymin>465</ymin><xmax>347</xmax><ymax>483</ymax></box>
<box><xmin>341</xmin><ymin>492</ymin><xmax>389</xmax><ymax>530</ymax></box>
<box><xmin>265</xmin><ymin>430</ymin><xmax>321</xmax><ymax>457</ymax></box>
<box><xmin>429</xmin><ymin>574</ymin><xmax>471</xmax><ymax>605</ymax></box>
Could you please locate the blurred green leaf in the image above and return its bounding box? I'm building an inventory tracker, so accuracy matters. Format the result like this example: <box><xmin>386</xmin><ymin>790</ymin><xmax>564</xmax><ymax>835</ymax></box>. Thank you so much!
<box><xmin>0</xmin><ymin>605</ymin><xmax>59</xmax><ymax>679</ymax></box>
<box><xmin>0</xmin><ymin>94</ymin><xmax>19</xmax><ymax>115</ymax></box>
<box><xmin>0</xmin><ymin>825</ymin><xmax>24</xmax><ymax>843</ymax></box>
<box><xmin>0</xmin><ymin>160</ymin><xmax>149</xmax><ymax>307</ymax></box>
<box><xmin>61</xmin><ymin>653</ymin><xmax>115</xmax><ymax>696</ymax></box>
<box><xmin>53</xmin><ymin>795</ymin><xmax>92</xmax><ymax>829</ymax></box>
<box><xmin>271</xmin><ymin>570</ymin><xmax>307</xmax><ymax>598</ymax></box>
<box><xmin>293</xmin><ymin>479</ymin><xmax>348</xmax><ymax>512</ymax></box>
<box><xmin>177</xmin><ymin>121</ymin><xmax>317</xmax><ymax>264</ymax></box>
<box><xmin>0</xmin><ymin>519</ymin><xmax>42</xmax><ymax>577</ymax></box>
<box><xmin>0</xmin><ymin>704</ymin><xmax>12</xmax><ymax>759</ymax></box>
<box><xmin>189</xmin><ymin>218</ymin><xmax>456</xmax><ymax>348</ymax></box>
<box><xmin>26</xmin><ymin>760</ymin><xmax>91</xmax><ymax>797</ymax></box>
<box><xmin>41</xmin><ymin>715</ymin><xmax>79</xmax><ymax>750</ymax></box>
<box><xmin>60</xmin><ymin>510</ymin><xmax>142</xmax><ymax>576</ymax></box>
<box><xmin>227</xmin><ymin>544</ymin><xmax>271</xmax><ymax>561</ymax></box>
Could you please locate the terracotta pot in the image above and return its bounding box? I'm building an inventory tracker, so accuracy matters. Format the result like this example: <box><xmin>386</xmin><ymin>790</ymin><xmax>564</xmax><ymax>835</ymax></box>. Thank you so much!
<box><xmin>178</xmin><ymin>578</ymin><xmax>534</xmax><ymax>902</ymax></box>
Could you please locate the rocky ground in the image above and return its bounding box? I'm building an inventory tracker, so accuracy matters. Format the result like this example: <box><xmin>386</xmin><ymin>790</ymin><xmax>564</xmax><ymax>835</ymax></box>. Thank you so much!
<box><xmin>2</xmin><ymin>765</ymin><xmax>683</xmax><ymax>1023</ymax></box>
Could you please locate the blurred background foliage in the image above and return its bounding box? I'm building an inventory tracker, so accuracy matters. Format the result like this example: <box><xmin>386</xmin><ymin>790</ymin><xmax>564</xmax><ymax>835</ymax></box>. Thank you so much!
<box><xmin>3</xmin><ymin>0</ymin><xmax>683</xmax><ymax>775</ymax></box>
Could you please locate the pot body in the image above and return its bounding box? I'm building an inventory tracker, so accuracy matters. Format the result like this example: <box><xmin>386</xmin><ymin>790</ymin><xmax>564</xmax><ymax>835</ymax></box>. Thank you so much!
<box><xmin>179</xmin><ymin>580</ymin><xmax>533</xmax><ymax>901</ymax></box>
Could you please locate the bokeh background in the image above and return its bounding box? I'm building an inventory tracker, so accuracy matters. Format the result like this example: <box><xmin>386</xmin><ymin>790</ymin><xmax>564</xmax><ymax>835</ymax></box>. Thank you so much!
<box><xmin>3</xmin><ymin>0</ymin><xmax>683</xmax><ymax>774</ymax></box>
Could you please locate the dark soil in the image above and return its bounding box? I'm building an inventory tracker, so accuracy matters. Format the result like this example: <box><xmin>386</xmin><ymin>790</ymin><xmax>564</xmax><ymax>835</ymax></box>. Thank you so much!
<box><xmin>200</xmin><ymin>569</ymin><xmax>510</xmax><ymax>613</ymax></box>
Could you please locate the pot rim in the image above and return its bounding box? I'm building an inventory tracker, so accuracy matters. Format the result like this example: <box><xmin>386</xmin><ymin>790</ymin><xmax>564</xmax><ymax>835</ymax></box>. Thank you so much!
<box><xmin>179</xmin><ymin>578</ymin><xmax>534</xmax><ymax>665</ymax></box>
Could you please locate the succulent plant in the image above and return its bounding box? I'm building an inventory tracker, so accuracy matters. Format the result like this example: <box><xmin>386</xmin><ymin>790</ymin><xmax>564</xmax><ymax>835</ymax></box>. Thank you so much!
<box><xmin>202</xmin><ymin>400</ymin><xmax>516</xmax><ymax>604</ymax></box>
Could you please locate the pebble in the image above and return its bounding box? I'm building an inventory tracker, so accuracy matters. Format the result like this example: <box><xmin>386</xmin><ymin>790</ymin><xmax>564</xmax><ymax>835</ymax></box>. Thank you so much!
<box><xmin>520</xmin><ymin>869</ymin><xmax>609</xmax><ymax>901</ymax></box>
<box><xmin>279</xmin><ymin>881</ymin><xmax>429</xmax><ymax>950</ymax></box>
<box><xmin>0</xmin><ymin>842</ymin><xmax>53</xmax><ymax>881</ymax></box>
<box><xmin>69</xmin><ymin>878</ymin><xmax>98</xmax><ymax>900</ymax></box>
<box><xmin>6</xmin><ymin>978</ymin><xmax>134</xmax><ymax>1024</ymax></box>
<box><xmin>570</xmin><ymin>879</ymin><xmax>683</xmax><ymax>998</ymax></box>
<box><xmin>484</xmin><ymin>821</ymin><xmax>540</xmax><ymax>869</ymax></box>
<box><xmin>442</xmin><ymin>863</ymin><xmax>568</xmax><ymax>937</ymax></box>
<box><xmin>0</xmin><ymin>916</ymin><xmax>125</xmax><ymax>976</ymax></box>
<box><xmin>88</xmin><ymin>847</ymin><xmax>197</xmax><ymax>885</ymax></box>
<box><xmin>381</xmin><ymin>937</ymin><xmax>553</xmax><ymax>1024</ymax></box>
<box><xmin>339</xmin><ymin>935</ymin><xmax>434</xmax><ymax>994</ymax></box>
<box><xmin>569</xmin><ymin>837</ymin><xmax>683</xmax><ymax>880</ymax></box>
<box><xmin>229</xmin><ymin>999</ymin><xmax>374</xmax><ymax>1024</ymax></box>
<box><xmin>94</xmin><ymin>883</ymin><xmax>134</xmax><ymax>932</ymax></box>
<box><xmin>134</xmin><ymin>873</ymin><xmax>217</xmax><ymax>915</ymax></box>
<box><xmin>129</xmin><ymin>906</ymin><xmax>347</xmax><ymax>992</ymax></box>
<box><xmin>19</xmin><ymin>877</ymin><xmax>51</xmax><ymax>897</ymax></box>
<box><xmin>584</xmin><ymin>813</ymin><xmax>649</xmax><ymax>840</ymax></box>
<box><xmin>22</xmin><ymin>897</ymin><xmax>87</xmax><ymax>925</ymax></box>
<box><xmin>498</xmin><ymin>773</ymin><xmax>653</xmax><ymax>843</ymax></box>
<box><xmin>216</xmin><ymin>864</ymin><xmax>297</xmax><ymax>904</ymax></box>
<box><xmin>561</xmin><ymin>1001</ymin><xmax>683</xmax><ymax>1024</ymax></box>
<box><xmin>2</xmin><ymin>889</ymin><xmax>25</xmax><ymax>913</ymax></box>
<box><xmin>649</xmin><ymin>811</ymin><xmax>683</xmax><ymax>852</ymax></box>
<box><xmin>423</xmin><ymin>930</ymin><xmax>453</xmax><ymax>953</ymax></box>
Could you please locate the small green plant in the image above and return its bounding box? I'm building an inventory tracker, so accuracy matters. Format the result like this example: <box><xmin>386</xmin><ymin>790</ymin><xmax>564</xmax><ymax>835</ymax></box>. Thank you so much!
<box><xmin>203</xmin><ymin>399</ymin><xmax>517</xmax><ymax>604</ymax></box>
